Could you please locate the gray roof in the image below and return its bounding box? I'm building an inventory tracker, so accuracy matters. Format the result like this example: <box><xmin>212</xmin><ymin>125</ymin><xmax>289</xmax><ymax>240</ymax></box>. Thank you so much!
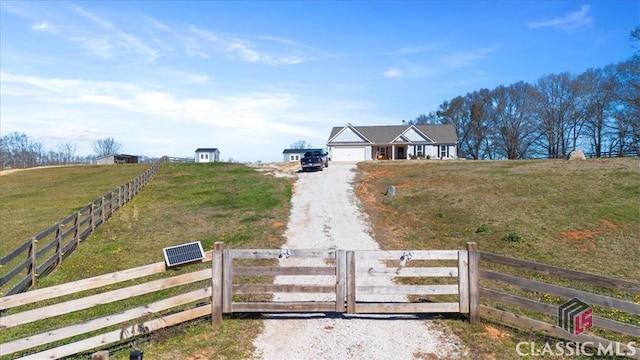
<box><xmin>195</xmin><ymin>148</ymin><xmax>219</xmax><ymax>152</ymax></box>
<box><xmin>283</xmin><ymin>148</ymin><xmax>323</xmax><ymax>154</ymax></box>
<box><xmin>282</xmin><ymin>148</ymin><xmax>307</xmax><ymax>154</ymax></box>
<box><xmin>327</xmin><ymin>124</ymin><xmax>457</xmax><ymax>144</ymax></box>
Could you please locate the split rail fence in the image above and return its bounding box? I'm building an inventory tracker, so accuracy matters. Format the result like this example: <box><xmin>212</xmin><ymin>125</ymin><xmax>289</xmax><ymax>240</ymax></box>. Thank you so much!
<box><xmin>0</xmin><ymin>242</ymin><xmax>638</xmax><ymax>359</ymax></box>
<box><xmin>0</xmin><ymin>157</ymin><xmax>167</xmax><ymax>296</ymax></box>
<box><xmin>478</xmin><ymin>251</ymin><xmax>639</xmax><ymax>358</ymax></box>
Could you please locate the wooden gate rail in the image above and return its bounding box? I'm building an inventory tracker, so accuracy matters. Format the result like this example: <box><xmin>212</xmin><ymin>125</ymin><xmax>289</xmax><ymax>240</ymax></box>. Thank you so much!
<box><xmin>221</xmin><ymin>248</ymin><xmax>343</xmax><ymax>313</ymax></box>
<box><xmin>345</xmin><ymin>249</ymin><xmax>468</xmax><ymax>314</ymax></box>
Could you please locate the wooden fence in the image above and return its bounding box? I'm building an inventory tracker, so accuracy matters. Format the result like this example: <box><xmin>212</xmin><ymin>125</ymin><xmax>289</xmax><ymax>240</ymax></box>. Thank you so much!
<box><xmin>0</xmin><ymin>242</ymin><xmax>473</xmax><ymax>359</ymax></box>
<box><xmin>478</xmin><ymin>252</ymin><xmax>640</xmax><ymax>359</ymax></box>
<box><xmin>1</xmin><ymin>242</ymin><xmax>637</xmax><ymax>359</ymax></box>
<box><xmin>0</xmin><ymin>157</ymin><xmax>167</xmax><ymax>297</ymax></box>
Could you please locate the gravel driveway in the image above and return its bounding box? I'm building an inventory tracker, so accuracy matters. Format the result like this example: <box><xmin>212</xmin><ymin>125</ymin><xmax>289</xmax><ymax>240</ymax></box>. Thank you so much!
<box><xmin>252</xmin><ymin>162</ymin><xmax>465</xmax><ymax>360</ymax></box>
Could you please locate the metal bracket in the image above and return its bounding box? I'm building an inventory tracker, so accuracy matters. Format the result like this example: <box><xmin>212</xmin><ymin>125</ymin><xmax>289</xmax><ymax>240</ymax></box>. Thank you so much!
<box><xmin>279</xmin><ymin>249</ymin><xmax>291</xmax><ymax>259</ymax></box>
<box><xmin>400</xmin><ymin>251</ymin><xmax>413</xmax><ymax>262</ymax></box>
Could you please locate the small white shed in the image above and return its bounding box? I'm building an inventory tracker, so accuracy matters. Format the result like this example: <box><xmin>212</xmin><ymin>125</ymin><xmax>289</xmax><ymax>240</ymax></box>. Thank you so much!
<box><xmin>195</xmin><ymin>148</ymin><xmax>220</xmax><ymax>163</ymax></box>
<box><xmin>282</xmin><ymin>149</ymin><xmax>307</xmax><ymax>162</ymax></box>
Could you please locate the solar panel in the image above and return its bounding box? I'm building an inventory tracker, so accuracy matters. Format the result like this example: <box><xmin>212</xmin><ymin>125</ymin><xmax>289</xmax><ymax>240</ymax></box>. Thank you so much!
<box><xmin>163</xmin><ymin>241</ymin><xmax>205</xmax><ymax>267</ymax></box>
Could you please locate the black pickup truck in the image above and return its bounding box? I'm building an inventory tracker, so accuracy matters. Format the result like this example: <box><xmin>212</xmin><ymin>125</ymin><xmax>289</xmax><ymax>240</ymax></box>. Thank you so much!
<box><xmin>300</xmin><ymin>150</ymin><xmax>328</xmax><ymax>171</ymax></box>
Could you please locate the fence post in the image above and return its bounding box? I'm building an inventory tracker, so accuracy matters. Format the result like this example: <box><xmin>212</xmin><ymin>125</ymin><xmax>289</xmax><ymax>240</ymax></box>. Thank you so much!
<box><xmin>27</xmin><ymin>237</ymin><xmax>36</xmax><ymax>287</ymax></box>
<box><xmin>336</xmin><ymin>250</ymin><xmax>346</xmax><ymax>313</ymax></box>
<box><xmin>73</xmin><ymin>211</ymin><xmax>80</xmax><ymax>246</ymax></box>
<box><xmin>458</xmin><ymin>249</ymin><xmax>470</xmax><ymax>313</ymax></box>
<box><xmin>90</xmin><ymin>201</ymin><xmax>96</xmax><ymax>231</ymax></box>
<box><xmin>100</xmin><ymin>197</ymin><xmax>106</xmax><ymax>224</ymax></box>
<box><xmin>222</xmin><ymin>249</ymin><xmax>233</xmax><ymax>313</ymax></box>
<box><xmin>55</xmin><ymin>222</ymin><xmax>63</xmax><ymax>265</ymax></box>
<box><xmin>346</xmin><ymin>251</ymin><xmax>356</xmax><ymax>314</ymax></box>
<box><xmin>212</xmin><ymin>242</ymin><xmax>224</xmax><ymax>325</ymax></box>
<box><xmin>467</xmin><ymin>242</ymin><xmax>479</xmax><ymax>324</ymax></box>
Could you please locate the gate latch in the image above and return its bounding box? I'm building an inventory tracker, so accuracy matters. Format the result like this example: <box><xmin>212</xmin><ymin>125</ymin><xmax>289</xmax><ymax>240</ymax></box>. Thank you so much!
<box><xmin>279</xmin><ymin>249</ymin><xmax>291</xmax><ymax>259</ymax></box>
<box><xmin>400</xmin><ymin>251</ymin><xmax>413</xmax><ymax>262</ymax></box>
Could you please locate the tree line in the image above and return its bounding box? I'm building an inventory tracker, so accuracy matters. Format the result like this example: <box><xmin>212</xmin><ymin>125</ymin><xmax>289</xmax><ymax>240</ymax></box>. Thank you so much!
<box><xmin>0</xmin><ymin>134</ymin><xmax>128</xmax><ymax>169</ymax></box>
<box><xmin>407</xmin><ymin>28</ymin><xmax>639</xmax><ymax>160</ymax></box>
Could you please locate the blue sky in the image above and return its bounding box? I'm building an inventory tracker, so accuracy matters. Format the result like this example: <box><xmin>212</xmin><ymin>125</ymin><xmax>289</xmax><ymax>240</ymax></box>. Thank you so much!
<box><xmin>1</xmin><ymin>1</ymin><xmax>638</xmax><ymax>163</ymax></box>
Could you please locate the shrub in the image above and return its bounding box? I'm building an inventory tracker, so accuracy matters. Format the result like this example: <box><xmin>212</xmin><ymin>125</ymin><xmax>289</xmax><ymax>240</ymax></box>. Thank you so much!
<box><xmin>503</xmin><ymin>233</ymin><xmax>522</xmax><ymax>243</ymax></box>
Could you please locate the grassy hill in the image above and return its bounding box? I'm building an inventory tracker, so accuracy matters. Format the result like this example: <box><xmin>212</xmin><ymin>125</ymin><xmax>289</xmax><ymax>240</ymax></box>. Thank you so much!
<box><xmin>1</xmin><ymin>159</ymin><xmax>637</xmax><ymax>359</ymax></box>
<box><xmin>0</xmin><ymin>164</ymin><xmax>152</xmax><ymax>254</ymax></box>
<box><xmin>355</xmin><ymin>158</ymin><xmax>639</xmax><ymax>280</ymax></box>
<box><xmin>355</xmin><ymin>158</ymin><xmax>639</xmax><ymax>358</ymax></box>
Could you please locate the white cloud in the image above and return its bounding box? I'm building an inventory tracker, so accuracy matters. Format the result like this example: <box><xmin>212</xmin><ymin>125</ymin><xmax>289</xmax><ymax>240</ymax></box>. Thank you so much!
<box><xmin>383</xmin><ymin>46</ymin><xmax>496</xmax><ymax>79</ymax></box>
<box><xmin>528</xmin><ymin>5</ymin><xmax>593</xmax><ymax>31</ymax></box>
<box><xmin>390</xmin><ymin>43</ymin><xmax>446</xmax><ymax>56</ymax></box>
<box><xmin>440</xmin><ymin>47</ymin><xmax>497</xmax><ymax>69</ymax></box>
<box><xmin>383</xmin><ymin>68</ymin><xmax>404</xmax><ymax>78</ymax></box>
<box><xmin>188</xmin><ymin>26</ymin><xmax>331</xmax><ymax>65</ymax></box>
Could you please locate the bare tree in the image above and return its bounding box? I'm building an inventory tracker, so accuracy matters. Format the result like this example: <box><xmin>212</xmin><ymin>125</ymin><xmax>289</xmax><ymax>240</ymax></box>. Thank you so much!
<box><xmin>488</xmin><ymin>82</ymin><xmax>539</xmax><ymax>159</ymax></box>
<box><xmin>532</xmin><ymin>72</ymin><xmax>585</xmax><ymax>158</ymax></box>
<box><xmin>57</xmin><ymin>142</ymin><xmax>77</xmax><ymax>164</ymax></box>
<box><xmin>612</xmin><ymin>57</ymin><xmax>640</xmax><ymax>155</ymax></box>
<box><xmin>576</xmin><ymin>67</ymin><xmax>617</xmax><ymax>157</ymax></box>
<box><xmin>290</xmin><ymin>140</ymin><xmax>312</xmax><ymax>149</ymax></box>
<box><xmin>409</xmin><ymin>113</ymin><xmax>437</xmax><ymax>125</ymax></box>
<box><xmin>92</xmin><ymin>138</ymin><xmax>122</xmax><ymax>157</ymax></box>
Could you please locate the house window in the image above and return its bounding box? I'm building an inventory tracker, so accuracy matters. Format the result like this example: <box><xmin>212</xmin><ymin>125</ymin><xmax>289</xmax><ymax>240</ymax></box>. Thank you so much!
<box><xmin>290</xmin><ymin>154</ymin><xmax>299</xmax><ymax>161</ymax></box>
<box><xmin>205</xmin><ymin>154</ymin><xmax>209</xmax><ymax>160</ymax></box>
<box><xmin>416</xmin><ymin>145</ymin><xmax>423</xmax><ymax>157</ymax></box>
<box><xmin>200</xmin><ymin>154</ymin><xmax>205</xmax><ymax>160</ymax></box>
<box><xmin>440</xmin><ymin>145</ymin><xmax>447</xmax><ymax>158</ymax></box>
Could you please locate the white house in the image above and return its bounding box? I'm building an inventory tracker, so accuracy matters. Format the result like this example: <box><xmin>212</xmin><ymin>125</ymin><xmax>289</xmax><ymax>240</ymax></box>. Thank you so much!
<box><xmin>326</xmin><ymin>124</ymin><xmax>458</xmax><ymax>161</ymax></box>
<box><xmin>195</xmin><ymin>148</ymin><xmax>220</xmax><ymax>163</ymax></box>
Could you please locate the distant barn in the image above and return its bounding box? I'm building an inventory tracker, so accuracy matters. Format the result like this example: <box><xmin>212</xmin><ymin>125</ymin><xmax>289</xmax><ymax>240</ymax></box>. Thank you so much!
<box><xmin>95</xmin><ymin>154</ymin><xmax>140</xmax><ymax>165</ymax></box>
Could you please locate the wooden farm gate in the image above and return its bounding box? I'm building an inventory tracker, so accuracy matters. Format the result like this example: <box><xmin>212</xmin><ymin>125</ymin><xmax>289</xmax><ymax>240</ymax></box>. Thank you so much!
<box><xmin>215</xmin><ymin>243</ymin><xmax>476</xmax><ymax>318</ymax></box>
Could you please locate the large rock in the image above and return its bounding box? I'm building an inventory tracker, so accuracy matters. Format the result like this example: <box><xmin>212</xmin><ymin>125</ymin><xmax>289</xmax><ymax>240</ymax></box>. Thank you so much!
<box><xmin>569</xmin><ymin>150</ymin><xmax>586</xmax><ymax>160</ymax></box>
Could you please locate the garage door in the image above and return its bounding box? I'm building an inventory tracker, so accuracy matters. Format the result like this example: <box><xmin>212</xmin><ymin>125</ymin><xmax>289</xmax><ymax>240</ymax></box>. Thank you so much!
<box><xmin>331</xmin><ymin>147</ymin><xmax>367</xmax><ymax>161</ymax></box>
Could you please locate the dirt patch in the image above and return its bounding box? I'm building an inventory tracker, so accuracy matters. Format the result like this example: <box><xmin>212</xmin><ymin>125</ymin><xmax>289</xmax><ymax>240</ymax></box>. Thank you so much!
<box><xmin>562</xmin><ymin>219</ymin><xmax>617</xmax><ymax>253</ymax></box>
<box><xmin>485</xmin><ymin>325</ymin><xmax>508</xmax><ymax>339</ymax></box>
<box><xmin>562</xmin><ymin>219</ymin><xmax>617</xmax><ymax>240</ymax></box>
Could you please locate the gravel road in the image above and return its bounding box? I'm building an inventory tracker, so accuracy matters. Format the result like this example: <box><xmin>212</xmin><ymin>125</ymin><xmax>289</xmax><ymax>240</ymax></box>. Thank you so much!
<box><xmin>252</xmin><ymin>162</ymin><xmax>466</xmax><ymax>360</ymax></box>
